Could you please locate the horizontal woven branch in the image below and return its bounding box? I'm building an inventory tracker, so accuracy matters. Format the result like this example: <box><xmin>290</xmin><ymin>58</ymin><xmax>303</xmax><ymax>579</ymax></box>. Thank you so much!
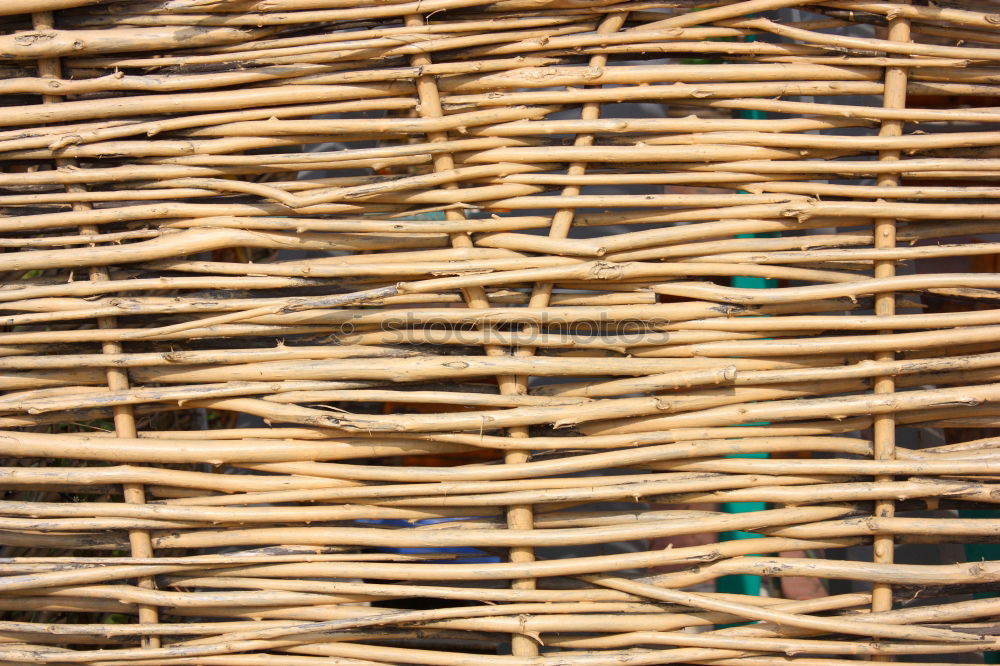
<box><xmin>2</xmin><ymin>0</ymin><xmax>1000</xmax><ymax>663</ymax></box>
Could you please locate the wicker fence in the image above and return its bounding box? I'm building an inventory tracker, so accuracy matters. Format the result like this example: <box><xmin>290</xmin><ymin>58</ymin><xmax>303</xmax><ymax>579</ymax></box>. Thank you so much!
<box><xmin>2</xmin><ymin>0</ymin><xmax>1000</xmax><ymax>663</ymax></box>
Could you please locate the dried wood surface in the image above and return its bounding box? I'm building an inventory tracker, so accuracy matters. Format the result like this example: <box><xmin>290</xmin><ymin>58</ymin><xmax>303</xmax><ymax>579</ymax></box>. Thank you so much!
<box><xmin>1</xmin><ymin>0</ymin><xmax>1000</xmax><ymax>663</ymax></box>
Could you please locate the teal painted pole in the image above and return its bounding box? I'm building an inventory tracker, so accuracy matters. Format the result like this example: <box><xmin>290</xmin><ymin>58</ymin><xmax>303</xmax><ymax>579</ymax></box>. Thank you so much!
<box><xmin>716</xmin><ymin>94</ymin><xmax>775</xmax><ymax>600</ymax></box>
<box><xmin>677</xmin><ymin>21</ymin><xmax>776</xmax><ymax>604</ymax></box>
<box><xmin>961</xmin><ymin>510</ymin><xmax>999</xmax><ymax>663</ymax></box>
<box><xmin>717</xmin><ymin>243</ymin><xmax>776</xmax><ymax>599</ymax></box>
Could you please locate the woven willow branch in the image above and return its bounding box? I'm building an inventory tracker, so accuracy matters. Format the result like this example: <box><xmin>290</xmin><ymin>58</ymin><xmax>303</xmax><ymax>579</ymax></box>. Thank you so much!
<box><xmin>1</xmin><ymin>0</ymin><xmax>1000</xmax><ymax>663</ymax></box>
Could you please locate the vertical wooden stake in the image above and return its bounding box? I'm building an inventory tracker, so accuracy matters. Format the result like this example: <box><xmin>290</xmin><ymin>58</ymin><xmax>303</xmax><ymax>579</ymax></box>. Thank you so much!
<box><xmin>871</xmin><ymin>4</ymin><xmax>911</xmax><ymax>659</ymax></box>
<box><xmin>504</xmin><ymin>12</ymin><xmax>628</xmax><ymax>656</ymax></box>
<box><xmin>404</xmin><ymin>12</ymin><xmax>540</xmax><ymax>656</ymax></box>
<box><xmin>31</xmin><ymin>9</ymin><xmax>160</xmax><ymax>648</ymax></box>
